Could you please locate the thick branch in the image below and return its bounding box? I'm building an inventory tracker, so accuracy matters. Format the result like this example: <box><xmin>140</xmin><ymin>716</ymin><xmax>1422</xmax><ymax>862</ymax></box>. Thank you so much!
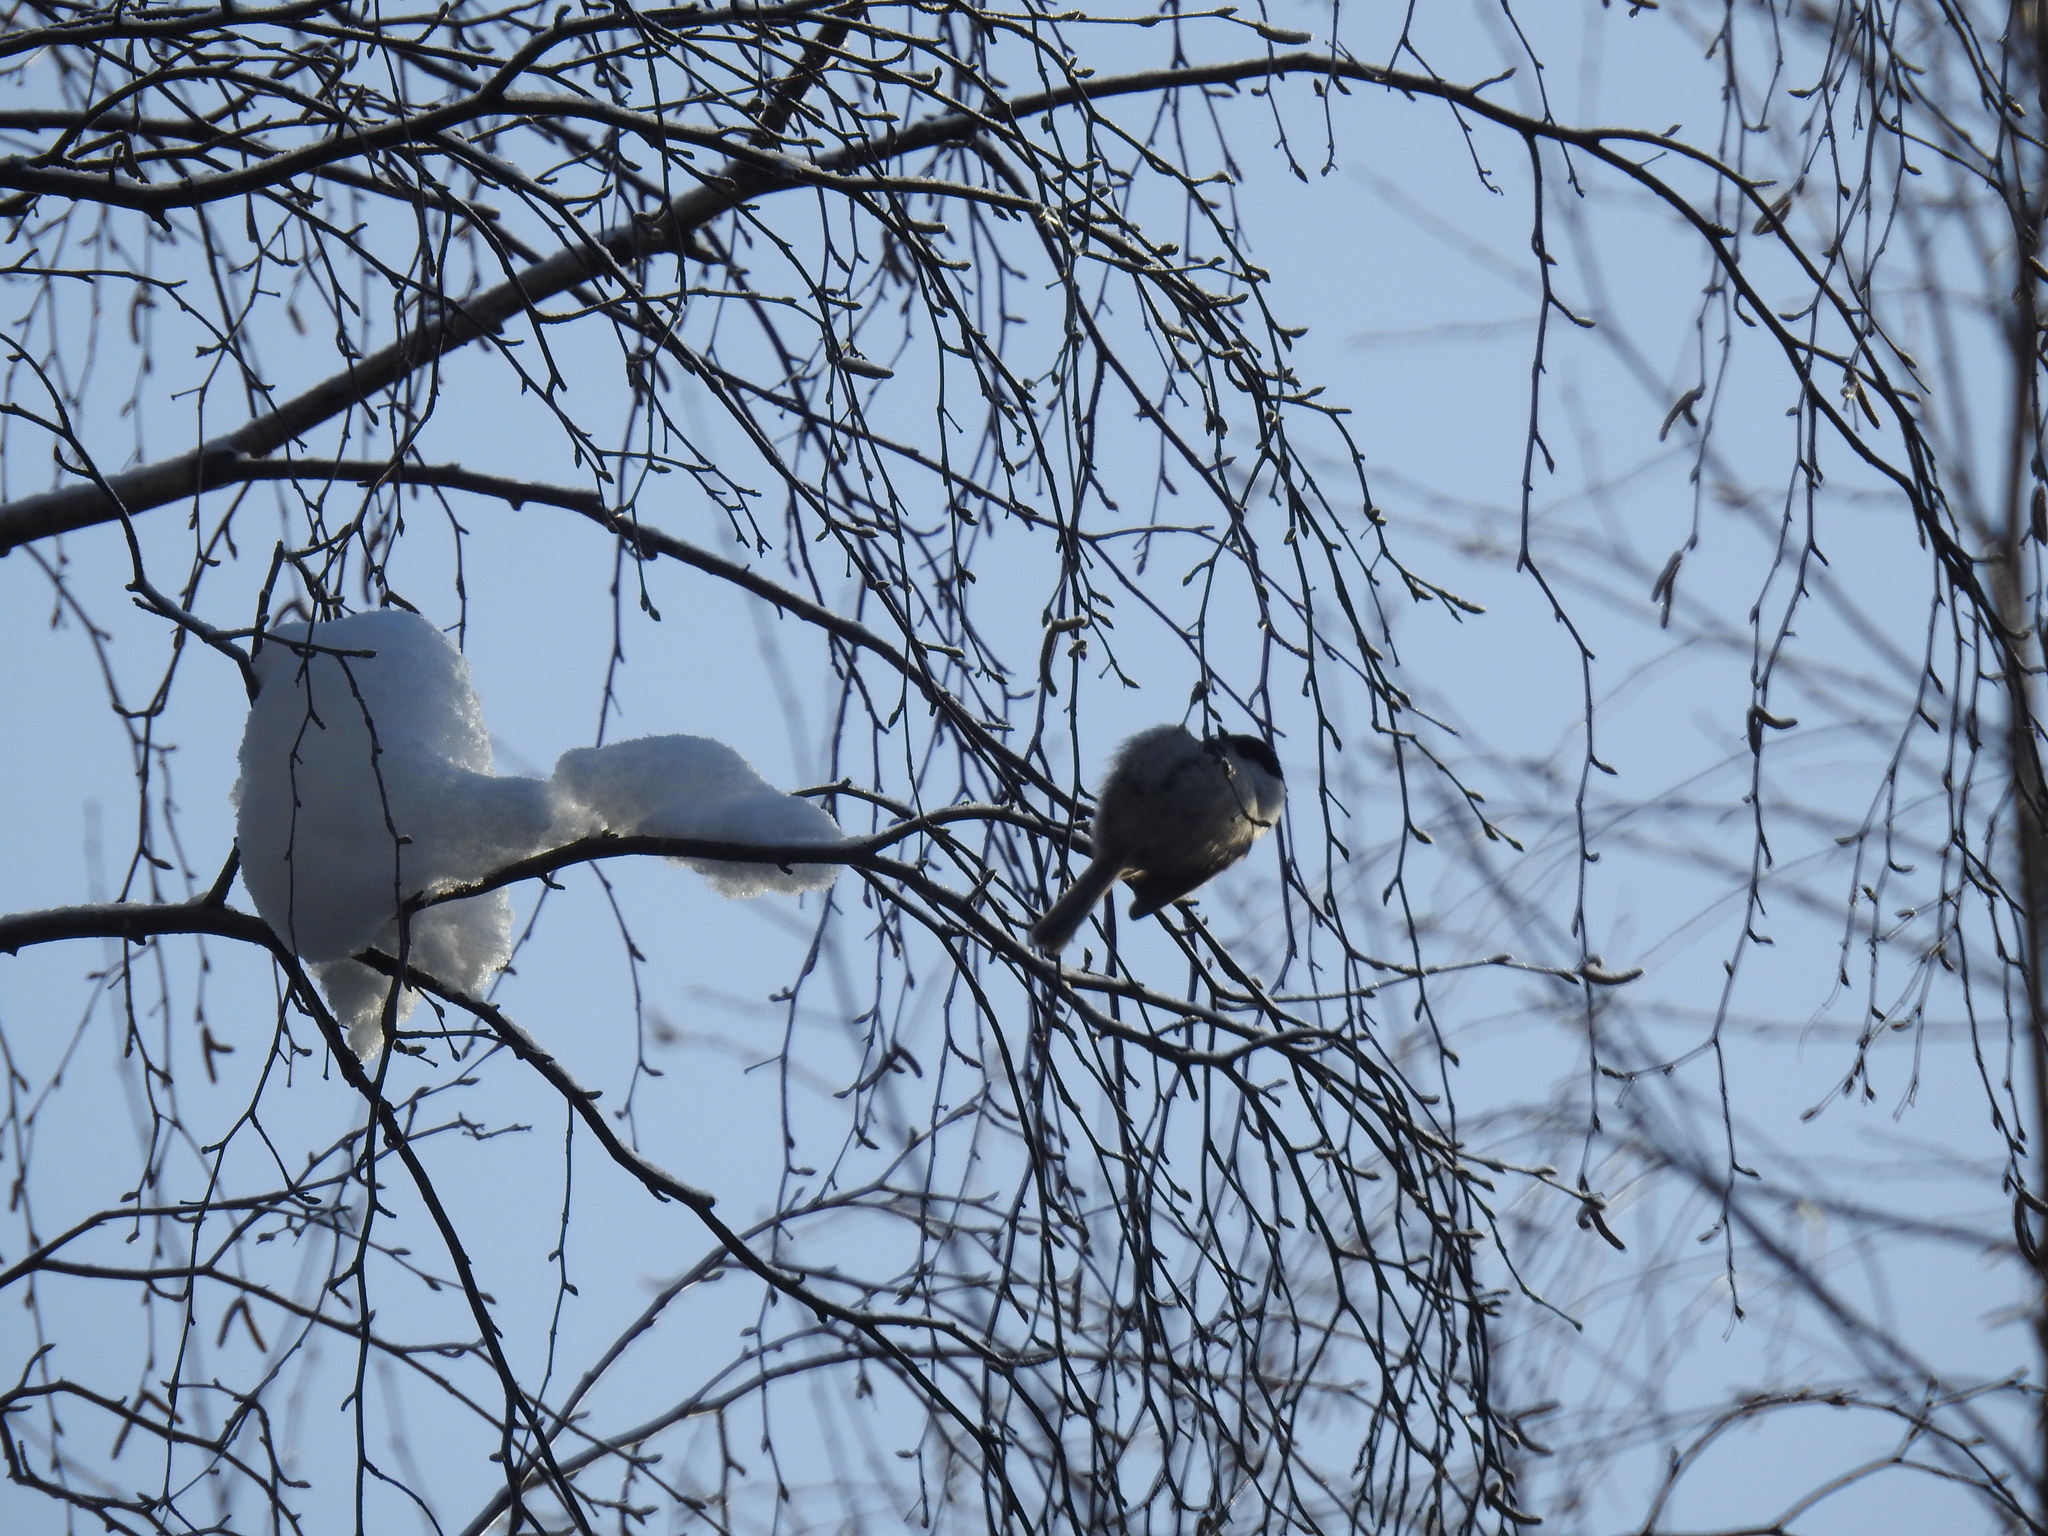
<box><xmin>0</xmin><ymin>898</ymin><xmax>276</xmax><ymax>955</ymax></box>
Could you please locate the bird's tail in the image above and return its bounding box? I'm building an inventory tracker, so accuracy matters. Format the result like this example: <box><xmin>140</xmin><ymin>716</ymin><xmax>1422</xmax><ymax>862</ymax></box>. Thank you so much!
<box><xmin>1029</xmin><ymin>856</ymin><xmax>1125</xmax><ymax>953</ymax></box>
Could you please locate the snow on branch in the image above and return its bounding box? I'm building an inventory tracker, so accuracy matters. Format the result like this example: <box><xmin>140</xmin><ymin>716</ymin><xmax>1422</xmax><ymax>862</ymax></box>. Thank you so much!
<box><xmin>233</xmin><ymin>609</ymin><xmax>843</xmax><ymax>1055</ymax></box>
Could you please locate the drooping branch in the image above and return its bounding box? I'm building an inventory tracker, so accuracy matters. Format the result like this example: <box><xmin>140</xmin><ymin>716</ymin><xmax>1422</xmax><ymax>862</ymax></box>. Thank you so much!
<box><xmin>0</xmin><ymin>48</ymin><xmax>1930</xmax><ymax>572</ymax></box>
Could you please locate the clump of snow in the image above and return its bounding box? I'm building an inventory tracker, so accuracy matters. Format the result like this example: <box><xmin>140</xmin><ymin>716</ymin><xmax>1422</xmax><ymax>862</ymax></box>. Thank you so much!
<box><xmin>234</xmin><ymin>612</ymin><xmax>845</xmax><ymax>1059</ymax></box>
<box><xmin>551</xmin><ymin>735</ymin><xmax>845</xmax><ymax>898</ymax></box>
<box><xmin>235</xmin><ymin>610</ymin><xmax>553</xmax><ymax>1057</ymax></box>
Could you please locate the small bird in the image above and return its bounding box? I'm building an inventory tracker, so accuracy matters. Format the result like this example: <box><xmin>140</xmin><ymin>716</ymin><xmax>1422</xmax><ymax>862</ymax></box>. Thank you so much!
<box><xmin>1030</xmin><ymin>724</ymin><xmax>1285</xmax><ymax>953</ymax></box>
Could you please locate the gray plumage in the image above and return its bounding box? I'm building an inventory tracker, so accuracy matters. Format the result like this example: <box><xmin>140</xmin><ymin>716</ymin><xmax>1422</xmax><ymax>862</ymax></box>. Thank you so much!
<box><xmin>1030</xmin><ymin>724</ymin><xmax>1284</xmax><ymax>953</ymax></box>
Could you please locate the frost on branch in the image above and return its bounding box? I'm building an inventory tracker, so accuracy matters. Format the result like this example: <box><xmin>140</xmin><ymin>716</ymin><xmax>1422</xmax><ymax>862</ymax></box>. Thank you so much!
<box><xmin>233</xmin><ymin>611</ymin><xmax>843</xmax><ymax>1058</ymax></box>
<box><xmin>552</xmin><ymin>735</ymin><xmax>845</xmax><ymax>898</ymax></box>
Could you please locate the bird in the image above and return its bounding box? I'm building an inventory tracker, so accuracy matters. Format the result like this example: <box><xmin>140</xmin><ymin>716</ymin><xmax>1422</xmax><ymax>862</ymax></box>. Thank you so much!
<box><xmin>1030</xmin><ymin>724</ymin><xmax>1285</xmax><ymax>953</ymax></box>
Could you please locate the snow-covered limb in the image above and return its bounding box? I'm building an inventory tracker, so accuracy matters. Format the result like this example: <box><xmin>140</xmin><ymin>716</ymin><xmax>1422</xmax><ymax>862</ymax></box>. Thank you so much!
<box><xmin>233</xmin><ymin>610</ymin><xmax>852</xmax><ymax>1055</ymax></box>
<box><xmin>234</xmin><ymin>611</ymin><xmax>552</xmax><ymax>1055</ymax></box>
<box><xmin>552</xmin><ymin>734</ymin><xmax>843</xmax><ymax>897</ymax></box>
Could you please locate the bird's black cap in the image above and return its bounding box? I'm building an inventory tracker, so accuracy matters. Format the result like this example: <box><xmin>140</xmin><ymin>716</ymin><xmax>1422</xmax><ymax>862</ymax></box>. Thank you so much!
<box><xmin>1210</xmin><ymin>732</ymin><xmax>1282</xmax><ymax>779</ymax></box>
